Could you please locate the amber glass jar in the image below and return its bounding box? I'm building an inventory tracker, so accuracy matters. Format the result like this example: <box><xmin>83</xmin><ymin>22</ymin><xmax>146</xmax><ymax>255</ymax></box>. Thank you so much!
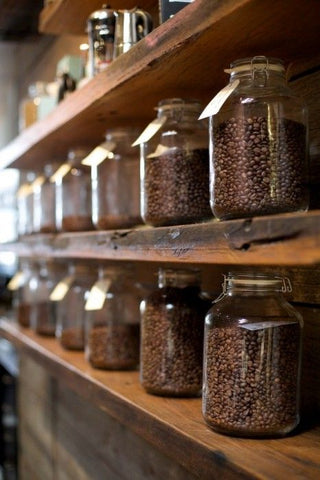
<box><xmin>140</xmin><ymin>268</ymin><xmax>209</xmax><ymax>396</ymax></box>
<box><xmin>56</xmin><ymin>149</ymin><xmax>93</xmax><ymax>232</ymax></box>
<box><xmin>203</xmin><ymin>273</ymin><xmax>303</xmax><ymax>437</ymax></box>
<box><xmin>91</xmin><ymin>128</ymin><xmax>141</xmax><ymax>230</ymax></box>
<box><xmin>140</xmin><ymin>98</ymin><xmax>212</xmax><ymax>226</ymax></box>
<box><xmin>209</xmin><ymin>56</ymin><xmax>308</xmax><ymax>220</ymax></box>
<box><xmin>56</xmin><ymin>264</ymin><xmax>96</xmax><ymax>350</ymax></box>
<box><xmin>85</xmin><ymin>265</ymin><xmax>141</xmax><ymax>370</ymax></box>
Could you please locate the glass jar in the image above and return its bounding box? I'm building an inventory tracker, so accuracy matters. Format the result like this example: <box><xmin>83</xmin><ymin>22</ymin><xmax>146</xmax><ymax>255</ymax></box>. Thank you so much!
<box><xmin>140</xmin><ymin>98</ymin><xmax>212</xmax><ymax>226</ymax></box>
<box><xmin>203</xmin><ymin>272</ymin><xmax>303</xmax><ymax>437</ymax></box>
<box><xmin>56</xmin><ymin>264</ymin><xmax>96</xmax><ymax>350</ymax></box>
<box><xmin>12</xmin><ymin>258</ymin><xmax>35</xmax><ymax>327</ymax></box>
<box><xmin>17</xmin><ymin>172</ymin><xmax>35</xmax><ymax>237</ymax></box>
<box><xmin>33</xmin><ymin>164</ymin><xmax>57</xmax><ymax>234</ymax></box>
<box><xmin>91</xmin><ymin>128</ymin><xmax>142</xmax><ymax>230</ymax></box>
<box><xmin>56</xmin><ymin>149</ymin><xmax>93</xmax><ymax>232</ymax></box>
<box><xmin>209</xmin><ymin>56</ymin><xmax>308</xmax><ymax>220</ymax></box>
<box><xmin>28</xmin><ymin>260</ymin><xmax>58</xmax><ymax>336</ymax></box>
<box><xmin>85</xmin><ymin>265</ymin><xmax>141</xmax><ymax>370</ymax></box>
<box><xmin>19</xmin><ymin>82</ymin><xmax>56</xmax><ymax>132</ymax></box>
<box><xmin>140</xmin><ymin>268</ymin><xmax>209</xmax><ymax>396</ymax></box>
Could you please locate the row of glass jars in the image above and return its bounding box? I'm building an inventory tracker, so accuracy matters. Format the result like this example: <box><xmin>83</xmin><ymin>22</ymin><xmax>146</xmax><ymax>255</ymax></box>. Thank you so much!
<box><xmin>10</xmin><ymin>259</ymin><xmax>303</xmax><ymax>438</ymax></box>
<box><xmin>17</xmin><ymin>55</ymin><xmax>309</xmax><ymax>236</ymax></box>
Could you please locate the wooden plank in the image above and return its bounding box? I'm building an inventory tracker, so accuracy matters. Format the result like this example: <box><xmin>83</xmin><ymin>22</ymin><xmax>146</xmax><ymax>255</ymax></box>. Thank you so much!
<box><xmin>2</xmin><ymin>211</ymin><xmax>320</xmax><ymax>265</ymax></box>
<box><xmin>1</xmin><ymin>0</ymin><xmax>320</xmax><ymax>169</ymax></box>
<box><xmin>1</xmin><ymin>320</ymin><xmax>319</xmax><ymax>480</ymax></box>
<box><xmin>39</xmin><ymin>0</ymin><xmax>159</xmax><ymax>35</ymax></box>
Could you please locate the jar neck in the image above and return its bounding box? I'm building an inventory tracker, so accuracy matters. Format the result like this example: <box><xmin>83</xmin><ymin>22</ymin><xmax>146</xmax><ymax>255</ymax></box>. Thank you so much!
<box><xmin>228</xmin><ymin>56</ymin><xmax>286</xmax><ymax>88</ymax></box>
<box><xmin>157</xmin><ymin>98</ymin><xmax>202</xmax><ymax>122</ymax></box>
<box><xmin>223</xmin><ymin>273</ymin><xmax>290</xmax><ymax>296</ymax></box>
<box><xmin>158</xmin><ymin>268</ymin><xmax>201</xmax><ymax>289</ymax></box>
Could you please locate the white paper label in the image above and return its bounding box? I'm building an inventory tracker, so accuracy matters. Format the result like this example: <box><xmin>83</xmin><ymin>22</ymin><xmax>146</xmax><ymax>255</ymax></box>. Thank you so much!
<box><xmin>240</xmin><ymin>320</ymin><xmax>297</xmax><ymax>331</ymax></box>
<box><xmin>49</xmin><ymin>163</ymin><xmax>71</xmax><ymax>183</ymax></box>
<box><xmin>81</xmin><ymin>142</ymin><xmax>116</xmax><ymax>167</ymax></box>
<box><xmin>147</xmin><ymin>144</ymin><xmax>172</xmax><ymax>158</ymax></box>
<box><xmin>85</xmin><ymin>279</ymin><xmax>111</xmax><ymax>311</ymax></box>
<box><xmin>132</xmin><ymin>116</ymin><xmax>167</xmax><ymax>147</ymax></box>
<box><xmin>199</xmin><ymin>80</ymin><xmax>240</xmax><ymax>119</ymax></box>
<box><xmin>7</xmin><ymin>271</ymin><xmax>25</xmax><ymax>291</ymax></box>
<box><xmin>16</xmin><ymin>183</ymin><xmax>33</xmax><ymax>198</ymax></box>
<box><xmin>49</xmin><ymin>275</ymin><xmax>75</xmax><ymax>301</ymax></box>
<box><xmin>31</xmin><ymin>175</ymin><xmax>46</xmax><ymax>191</ymax></box>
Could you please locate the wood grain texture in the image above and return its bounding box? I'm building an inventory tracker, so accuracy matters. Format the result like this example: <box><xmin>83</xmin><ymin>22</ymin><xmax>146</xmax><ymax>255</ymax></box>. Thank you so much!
<box><xmin>2</xmin><ymin>211</ymin><xmax>320</xmax><ymax>265</ymax></box>
<box><xmin>1</xmin><ymin>0</ymin><xmax>320</xmax><ymax>170</ymax></box>
<box><xmin>1</xmin><ymin>320</ymin><xmax>319</xmax><ymax>480</ymax></box>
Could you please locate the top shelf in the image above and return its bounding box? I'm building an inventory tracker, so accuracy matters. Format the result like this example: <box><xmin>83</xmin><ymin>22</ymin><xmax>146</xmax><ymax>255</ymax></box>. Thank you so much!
<box><xmin>39</xmin><ymin>0</ymin><xmax>159</xmax><ymax>35</ymax></box>
<box><xmin>0</xmin><ymin>0</ymin><xmax>320</xmax><ymax>171</ymax></box>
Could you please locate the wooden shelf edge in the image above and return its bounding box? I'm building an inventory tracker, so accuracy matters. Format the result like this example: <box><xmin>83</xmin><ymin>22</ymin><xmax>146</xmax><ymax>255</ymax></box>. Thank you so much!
<box><xmin>1</xmin><ymin>319</ymin><xmax>319</xmax><ymax>480</ymax></box>
<box><xmin>2</xmin><ymin>211</ymin><xmax>320</xmax><ymax>266</ymax></box>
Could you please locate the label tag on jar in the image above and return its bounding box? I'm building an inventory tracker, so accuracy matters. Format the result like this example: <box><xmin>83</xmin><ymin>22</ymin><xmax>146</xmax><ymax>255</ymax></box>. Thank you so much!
<box><xmin>31</xmin><ymin>175</ymin><xmax>46</xmax><ymax>191</ymax></box>
<box><xmin>17</xmin><ymin>183</ymin><xmax>33</xmax><ymax>198</ymax></box>
<box><xmin>81</xmin><ymin>142</ymin><xmax>115</xmax><ymax>167</ymax></box>
<box><xmin>199</xmin><ymin>80</ymin><xmax>240</xmax><ymax>119</ymax></box>
<box><xmin>147</xmin><ymin>144</ymin><xmax>171</xmax><ymax>158</ymax></box>
<box><xmin>132</xmin><ymin>117</ymin><xmax>167</xmax><ymax>146</ymax></box>
<box><xmin>49</xmin><ymin>275</ymin><xmax>75</xmax><ymax>301</ymax></box>
<box><xmin>85</xmin><ymin>279</ymin><xmax>111</xmax><ymax>311</ymax></box>
<box><xmin>7</xmin><ymin>271</ymin><xmax>25</xmax><ymax>291</ymax></box>
<box><xmin>241</xmin><ymin>320</ymin><xmax>297</xmax><ymax>331</ymax></box>
<box><xmin>49</xmin><ymin>163</ymin><xmax>71</xmax><ymax>183</ymax></box>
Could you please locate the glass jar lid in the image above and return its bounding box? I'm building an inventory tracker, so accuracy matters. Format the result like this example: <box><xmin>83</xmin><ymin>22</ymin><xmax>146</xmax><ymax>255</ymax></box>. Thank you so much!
<box><xmin>158</xmin><ymin>267</ymin><xmax>201</xmax><ymax>288</ymax></box>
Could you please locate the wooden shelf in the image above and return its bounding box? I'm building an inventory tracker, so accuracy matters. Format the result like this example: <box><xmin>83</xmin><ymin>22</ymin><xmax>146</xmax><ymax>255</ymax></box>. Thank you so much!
<box><xmin>2</xmin><ymin>211</ymin><xmax>320</xmax><ymax>266</ymax></box>
<box><xmin>1</xmin><ymin>0</ymin><xmax>320</xmax><ymax>170</ymax></box>
<box><xmin>39</xmin><ymin>0</ymin><xmax>159</xmax><ymax>36</ymax></box>
<box><xmin>0</xmin><ymin>319</ymin><xmax>319</xmax><ymax>480</ymax></box>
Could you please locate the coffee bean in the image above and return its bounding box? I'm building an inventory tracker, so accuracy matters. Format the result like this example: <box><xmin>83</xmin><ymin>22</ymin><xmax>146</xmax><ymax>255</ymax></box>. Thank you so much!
<box><xmin>30</xmin><ymin>302</ymin><xmax>56</xmax><ymax>336</ymax></box>
<box><xmin>62</xmin><ymin>215</ymin><xmax>93</xmax><ymax>232</ymax></box>
<box><xmin>142</xmin><ymin>148</ymin><xmax>212</xmax><ymax>226</ymax></box>
<box><xmin>87</xmin><ymin>324</ymin><xmax>140</xmax><ymax>370</ymax></box>
<box><xmin>211</xmin><ymin>116</ymin><xmax>307</xmax><ymax>219</ymax></box>
<box><xmin>203</xmin><ymin>322</ymin><xmax>300</xmax><ymax>436</ymax></box>
<box><xmin>140</xmin><ymin>286</ymin><xmax>208</xmax><ymax>396</ymax></box>
<box><xmin>17</xmin><ymin>303</ymin><xmax>31</xmax><ymax>327</ymax></box>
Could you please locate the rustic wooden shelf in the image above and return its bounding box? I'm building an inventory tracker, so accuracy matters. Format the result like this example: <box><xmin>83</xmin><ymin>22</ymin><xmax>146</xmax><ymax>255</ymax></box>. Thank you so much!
<box><xmin>0</xmin><ymin>319</ymin><xmax>318</xmax><ymax>480</ymax></box>
<box><xmin>39</xmin><ymin>0</ymin><xmax>159</xmax><ymax>35</ymax></box>
<box><xmin>1</xmin><ymin>0</ymin><xmax>320</xmax><ymax>170</ymax></box>
<box><xmin>2</xmin><ymin>211</ymin><xmax>320</xmax><ymax>266</ymax></box>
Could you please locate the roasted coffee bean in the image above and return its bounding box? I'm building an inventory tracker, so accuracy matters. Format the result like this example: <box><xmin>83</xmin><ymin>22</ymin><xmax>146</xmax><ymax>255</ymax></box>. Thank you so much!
<box><xmin>212</xmin><ymin>116</ymin><xmax>307</xmax><ymax>219</ymax></box>
<box><xmin>203</xmin><ymin>322</ymin><xmax>300</xmax><ymax>436</ymax></box>
<box><xmin>87</xmin><ymin>324</ymin><xmax>140</xmax><ymax>370</ymax></box>
<box><xmin>141</xmin><ymin>286</ymin><xmax>208</xmax><ymax>396</ymax></box>
<box><xmin>60</xmin><ymin>326</ymin><xmax>84</xmax><ymax>350</ymax></box>
<box><xmin>143</xmin><ymin>148</ymin><xmax>212</xmax><ymax>226</ymax></box>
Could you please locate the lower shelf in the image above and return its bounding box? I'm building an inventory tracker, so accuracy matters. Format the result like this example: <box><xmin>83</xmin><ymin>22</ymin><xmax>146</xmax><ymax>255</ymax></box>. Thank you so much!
<box><xmin>0</xmin><ymin>319</ymin><xmax>319</xmax><ymax>480</ymax></box>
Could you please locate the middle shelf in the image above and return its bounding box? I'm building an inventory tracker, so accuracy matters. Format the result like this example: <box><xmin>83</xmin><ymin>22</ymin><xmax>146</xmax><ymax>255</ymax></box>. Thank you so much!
<box><xmin>3</xmin><ymin>210</ymin><xmax>320</xmax><ymax>265</ymax></box>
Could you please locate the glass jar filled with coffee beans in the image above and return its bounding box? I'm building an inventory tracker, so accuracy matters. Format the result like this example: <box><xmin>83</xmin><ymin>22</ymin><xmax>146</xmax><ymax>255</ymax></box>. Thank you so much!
<box><xmin>140</xmin><ymin>268</ymin><xmax>209</xmax><ymax>396</ymax></box>
<box><xmin>208</xmin><ymin>56</ymin><xmax>308</xmax><ymax>220</ymax></box>
<box><xmin>85</xmin><ymin>265</ymin><xmax>141</xmax><ymax>370</ymax></box>
<box><xmin>33</xmin><ymin>164</ymin><xmax>57</xmax><ymax>234</ymax></box>
<box><xmin>203</xmin><ymin>272</ymin><xmax>303</xmax><ymax>437</ymax></box>
<box><xmin>139</xmin><ymin>98</ymin><xmax>212</xmax><ymax>226</ymax></box>
<box><xmin>10</xmin><ymin>258</ymin><xmax>35</xmax><ymax>328</ymax></box>
<box><xmin>91</xmin><ymin>128</ymin><xmax>142</xmax><ymax>230</ymax></box>
<box><xmin>55</xmin><ymin>148</ymin><xmax>93</xmax><ymax>232</ymax></box>
<box><xmin>55</xmin><ymin>263</ymin><xmax>96</xmax><ymax>350</ymax></box>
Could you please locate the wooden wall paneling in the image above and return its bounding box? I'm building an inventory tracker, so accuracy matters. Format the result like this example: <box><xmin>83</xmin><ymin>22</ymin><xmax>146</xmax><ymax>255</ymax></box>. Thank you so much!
<box><xmin>54</xmin><ymin>383</ymin><xmax>197</xmax><ymax>480</ymax></box>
